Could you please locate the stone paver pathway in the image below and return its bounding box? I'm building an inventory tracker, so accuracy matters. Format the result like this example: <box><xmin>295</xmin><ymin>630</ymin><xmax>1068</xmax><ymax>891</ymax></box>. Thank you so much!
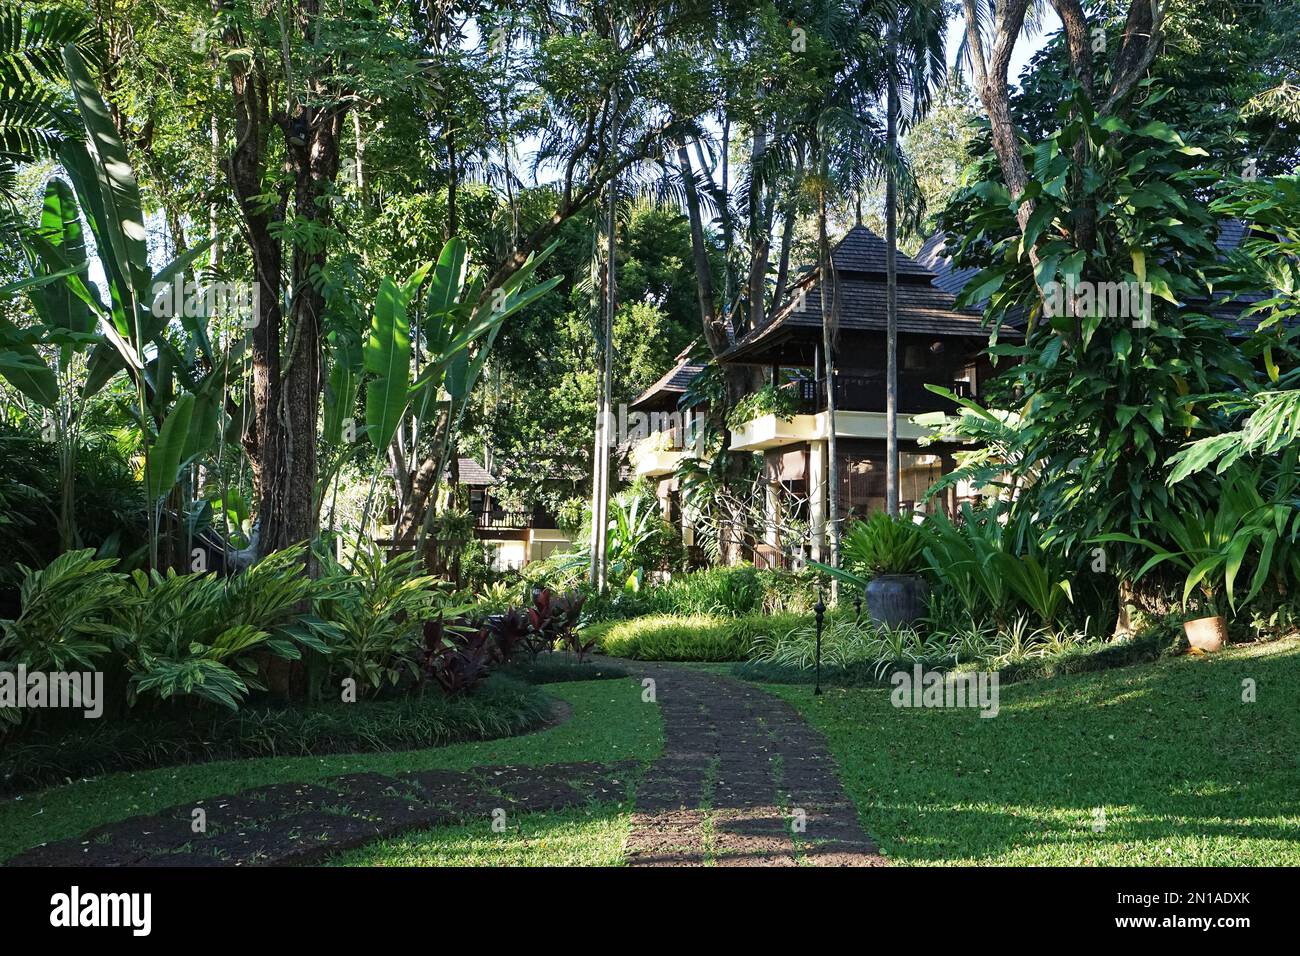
<box><xmin>624</xmin><ymin>663</ymin><xmax>884</xmax><ymax>866</ymax></box>
<box><xmin>7</xmin><ymin>662</ymin><xmax>883</xmax><ymax>867</ymax></box>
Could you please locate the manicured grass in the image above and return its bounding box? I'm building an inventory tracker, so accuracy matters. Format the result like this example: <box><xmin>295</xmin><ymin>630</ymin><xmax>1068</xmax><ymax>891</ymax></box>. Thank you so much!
<box><xmin>329</xmin><ymin>803</ymin><xmax>632</xmax><ymax>866</ymax></box>
<box><xmin>766</xmin><ymin>637</ymin><xmax>1300</xmax><ymax>865</ymax></box>
<box><xmin>0</xmin><ymin>678</ymin><xmax>662</xmax><ymax>863</ymax></box>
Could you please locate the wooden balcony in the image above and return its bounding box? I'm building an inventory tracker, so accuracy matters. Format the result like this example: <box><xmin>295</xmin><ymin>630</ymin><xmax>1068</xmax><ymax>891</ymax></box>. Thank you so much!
<box><xmin>729</xmin><ymin>374</ymin><xmax>972</xmax><ymax>453</ymax></box>
<box><xmin>787</xmin><ymin>373</ymin><xmax>971</xmax><ymax>414</ymax></box>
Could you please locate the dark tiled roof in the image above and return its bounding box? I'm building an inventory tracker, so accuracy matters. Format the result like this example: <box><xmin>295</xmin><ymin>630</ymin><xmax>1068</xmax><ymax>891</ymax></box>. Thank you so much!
<box><xmin>831</xmin><ymin>224</ymin><xmax>935</xmax><ymax>278</ymax></box>
<box><xmin>721</xmin><ymin>225</ymin><xmax>995</xmax><ymax>363</ymax></box>
<box><xmin>630</xmin><ymin>345</ymin><xmax>705</xmax><ymax>409</ymax></box>
<box><xmin>456</xmin><ymin>457</ymin><xmax>494</xmax><ymax>486</ymax></box>
<box><xmin>917</xmin><ymin>219</ymin><xmax>1275</xmax><ymax>336</ymax></box>
<box><xmin>726</xmin><ymin>218</ymin><xmax>1280</xmax><ymax>366</ymax></box>
<box><xmin>915</xmin><ymin>232</ymin><xmax>981</xmax><ymax>297</ymax></box>
<box><xmin>1214</xmin><ymin>218</ymin><xmax>1247</xmax><ymax>251</ymax></box>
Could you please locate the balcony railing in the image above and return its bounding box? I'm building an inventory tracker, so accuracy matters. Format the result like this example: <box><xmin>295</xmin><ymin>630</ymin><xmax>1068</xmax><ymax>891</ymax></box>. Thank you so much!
<box><xmin>471</xmin><ymin>506</ymin><xmax>561</xmax><ymax>531</ymax></box>
<box><xmin>783</xmin><ymin>374</ymin><xmax>971</xmax><ymax>415</ymax></box>
<box><xmin>474</xmin><ymin>509</ymin><xmax>533</xmax><ymax>531</ymax></box>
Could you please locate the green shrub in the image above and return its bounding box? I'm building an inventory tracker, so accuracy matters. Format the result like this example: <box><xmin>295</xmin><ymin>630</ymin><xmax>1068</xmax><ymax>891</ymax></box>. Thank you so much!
<box><xmin>726</xmin><ymin>383</ymin><xmax>799</xmax><ymax>431</ymax></box>
<box><xmin>520</xmin><ymin>549</ymin><xmax>587</xmax><ymax>593</ymax></box>
<box><xmin>749</xmin><ymin>614</ymin><xmax>945</xmax><ymax>670</ymax></box>
<box><xmin>499</xmin><ymin>656</ymin><xmax>628</xmax><ymax>684</ymax></box>
<box><xmin>319</xmin><ymin>542</ymin><xmax>452</xmax><ymax>693</ymax></box>
<box><xmin>0</xmin><ymin>549</ymin><xmax>124</xmax><ymax>673</ymax></box>
<box><xmin>731</xmin><ymin>659</ymin><xmax>885</xmax><ymax>687</ymax></box>
<box><xmin>754</xmin><ymin>567</ymin><xmax>823</xmax><ymax>614</ymax></box>
<box><xmin>571</xmin><ymin>566</ymin><xmax>824</xmax><ymax>625</ymax></box>
<box><xmin>1</xmin><ymin>543</ymin><xmax>482</xmax><ymax>730</ymax></box>
<box><xmin>0</xmin><ymin>674</ymin><xmax>553</xmax><ymax>796</ymax></box>
<box><xmin>592</xmin><ymin>611</ymin><xmax>809</xmax><ymax>661</ymax></box>
<box><xmin>116</xmin><ymin>545</ymin><xmax>341</xmax><ymax>711</ymax></box>
<box><xmin>581</xmin><ymin>588</ymin><xmax>655</xmax><ymax>623</ymax></box>
<box><xmin>647</xmin><ymin>565</ymin><xmax>765</xmax><ymax>615</ymax></box>
<box><xmin>735</xmin><ymin>616</ymin><xmax>1196</xmax><ymax>688</ymax></box>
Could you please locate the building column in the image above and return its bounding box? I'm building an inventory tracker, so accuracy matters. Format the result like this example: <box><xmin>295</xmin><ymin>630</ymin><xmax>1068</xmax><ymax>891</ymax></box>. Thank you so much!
<box><xmin>763</xmin><ymin>452</ymin><xmax>781</xmax><ymax>550</ymax></box>
<box><xmin>808</xmin><ymin>438</ymin><xmax>828</xmax><ymax>562</ymax></box>
<box><xmin>655</xmin><ymin>477</ymin><xmax>672</xmax><ymax>518</ymax></box>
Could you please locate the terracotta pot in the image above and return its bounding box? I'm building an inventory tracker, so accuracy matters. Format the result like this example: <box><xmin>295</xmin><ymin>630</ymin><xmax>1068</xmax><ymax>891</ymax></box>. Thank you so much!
<box><xmin>1184</xmin><ymin>615</ymin><xmax>1228</xmax><ymax>652</ymax></box>
<box><xmin>866</xmin><ymin>574</ymin><xmax>929</xmax><ymax>628</ymax></box>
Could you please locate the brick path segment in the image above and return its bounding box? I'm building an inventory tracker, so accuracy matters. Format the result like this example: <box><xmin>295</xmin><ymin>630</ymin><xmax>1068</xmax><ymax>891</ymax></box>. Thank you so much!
<box><xmin>623</xmin><ymin>663</ymin><xmax>885</xmax><ymax>867</ymax></box>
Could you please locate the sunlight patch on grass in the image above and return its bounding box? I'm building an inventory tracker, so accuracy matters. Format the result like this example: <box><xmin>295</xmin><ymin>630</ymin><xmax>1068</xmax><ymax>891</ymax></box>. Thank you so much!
<box><xmin>328</xmin><ymin>803</ymin><xmax>631</xmax><ymax>867</ymax></box>
<box><xmin>766</xmin><ymin>637</ymin><xmax>1300</xmax><ymax>866</ymax></box>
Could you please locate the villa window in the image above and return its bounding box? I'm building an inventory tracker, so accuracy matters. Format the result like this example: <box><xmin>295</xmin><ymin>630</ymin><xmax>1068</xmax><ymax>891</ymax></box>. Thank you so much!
<box><xmin>835</xmin><ymin>449</ymin><xmax>946</xmax><ymax>518</ymax></box>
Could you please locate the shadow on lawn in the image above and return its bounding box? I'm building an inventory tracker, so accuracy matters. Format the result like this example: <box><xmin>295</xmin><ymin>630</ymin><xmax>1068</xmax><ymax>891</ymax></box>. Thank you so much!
<box><xmin>799</xmin><ymin>639</ymin><xmax>1300</xmax><ymax>864</ymax></box>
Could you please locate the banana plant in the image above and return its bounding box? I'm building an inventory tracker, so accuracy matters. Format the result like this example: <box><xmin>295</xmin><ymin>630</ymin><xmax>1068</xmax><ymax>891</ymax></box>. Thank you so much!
<box><xmin>364</xmin><ymin>265</ymin><xmax>430</xmax><ymax>455</ymax></box>
<box><xmin>409</xmin><ymin>238</ymin><xmax>563</xmax><ymax>541</ymax></box>
<box><xmin>355</xmin><ymin>263</ymin><xmax>431</xmax><ymax>540</ymax></box>
<box><xmin>355</xmin><ymin>237</ymin><xmax>562</xmax><ymax>544</ymax></box>
<box><xmin>26</xmin><ymin>44</ymin><xmax>222</xmax><ymax>567</ymax></box>
<box><xmin>0</xmin><ymin>176</ymin><xmax>105</xmax><ymax>549</ymax></box>
<box><xmin>319</xmin><ymin>330</ymin><xmax>363</xmax><ymax>534</ymax></box>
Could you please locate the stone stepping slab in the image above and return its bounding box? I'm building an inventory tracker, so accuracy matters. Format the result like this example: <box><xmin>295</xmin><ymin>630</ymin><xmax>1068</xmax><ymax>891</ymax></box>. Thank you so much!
<box><xmin>6</xmin><ymin>760</ymin><xmax>638</xmax><ymax>867</ymax></box>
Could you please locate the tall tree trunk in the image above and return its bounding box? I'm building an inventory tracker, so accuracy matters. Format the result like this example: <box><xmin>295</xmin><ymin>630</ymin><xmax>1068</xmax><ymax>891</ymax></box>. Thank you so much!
<box><xmin>770</xmin><ymin>192</ymin><xmax>796</xmax><ymax>316</ymax></box>
<box><xmin>885</xmin><ymin>24</ymin><xmax>900</xmax><ymax>518</ymax></box>
<box><xmin>589</xmin><ymin>181</ymin><xmax>616</xmax><ymax>589</ymax></box>
<box><xmin>221</xmin><ymin>1</ymin><xmax>346</xmax><ymax>695</ymax></box>
<box><xmin>817</xmin><ymin>156</ymin><xmax>840</xmax><ymax>593</ymax></box>
<box><xmin>225</xmin><ymin>55</ymin><xmax>282</xmax><ymax>550</ymax></box>
<box><xmin>446</xmin><ymin>114</ymin><xmax>458</xmax><ymax>240</ymax></box>
<box><xmin>680</xmin><ymin>142</ymin><xmax>759</xmax><ymax>565</ymax></box>
<box><xmin>745</xmin><ymin>126</ymin><xmax>771</xmax><ymax>338</ymax></box>
<box><xmin>678</xmin><ymin>144</ymin><xmax>761</xmax><ymax>403</ymax></box>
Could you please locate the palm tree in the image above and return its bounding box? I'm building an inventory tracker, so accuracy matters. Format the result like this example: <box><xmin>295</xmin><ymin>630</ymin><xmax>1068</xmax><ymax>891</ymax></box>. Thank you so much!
<box><xmin>771</xmin><ymin>0</ymin><xmax>943</xmax><ymax>584</ymax></box>
<box><xmin>884</xmin><ymin>0</ymin><xmax>947</xmax><ymax>517</ymax></box>
<box><xmin>0</xmin><ymin>7</ymin><xmax>90</xmax><ymax>209</ymax></box>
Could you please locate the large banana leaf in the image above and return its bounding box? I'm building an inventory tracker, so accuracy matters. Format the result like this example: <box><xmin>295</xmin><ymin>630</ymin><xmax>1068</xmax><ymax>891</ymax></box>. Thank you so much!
<box><xmin>29</xmin><ymin>177</ymin><xmax>92</xmax><ymax>336</ymax></box>
<box><xmin>145</xmin><ymin>391</ymin><xmax>194</xmax><ymax>502</ymax></box>
<box><xmin>181</xmin><ymin>387</ymin><xmax>221</xmax><ymax>464</ymax></box>
<box><xmin>0</xmin><ymin>267</ymin><xmax>81</xmax><ymax>298</ymax></box>
<box><xmin>425</xmin><ymin>238</ymin><xmax>467</xmax><ymax>326</ymax></box>
<box><xmin>414</xmin><ymin>253</ymin><xmax>562</xmax><ymax>400</ymax></box>
<box><xmin>62</xmin><ymin>44</ymin><xmax>149</xmax><ymax>310</ymax></box>
<box><xmin>324</xmin><ymin>355</ymin><xmax>359</xmax><ymax>446</ymax></box>
<box><xmin>0</xmin><ymin>314</ymin><xmax>56</xmax><ymax>407</ymax></box>
<box><xmin>364</xmin><ymin>277</ymin><xmax>413</xmax><ymax>453</ymax></box>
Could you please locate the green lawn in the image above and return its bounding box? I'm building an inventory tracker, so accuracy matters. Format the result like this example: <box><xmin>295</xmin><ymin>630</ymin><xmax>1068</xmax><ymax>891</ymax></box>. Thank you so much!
<box><xmin>329</xmin><ymin>803</ymin><xmax>632</xmax><ymax>866</ymax></box>
<box><xmin>765</xmin><ymin>636</ymin><xmax>1300</xmax><ymax>865</ymax></box>
<box><xmin>0</xmin><ymin>678</ymin><xmax>662</xmax><ymax>863</ymax></box>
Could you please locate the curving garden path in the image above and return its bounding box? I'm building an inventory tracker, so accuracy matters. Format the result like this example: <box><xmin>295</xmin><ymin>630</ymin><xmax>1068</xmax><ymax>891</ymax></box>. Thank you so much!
<box><xmin>7</xmin><ymin>662</ymin><xmax>882</xmax><ymax>867</ymax></box>
<box><xmin>623</xmin><ymin>663</ymin><xmax>884</xmax><ymax>867</ymax></box>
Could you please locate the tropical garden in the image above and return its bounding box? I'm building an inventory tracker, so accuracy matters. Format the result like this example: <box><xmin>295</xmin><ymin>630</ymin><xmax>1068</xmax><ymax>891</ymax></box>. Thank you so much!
<box><xmin>1</xmin><ymin>0</ymin><xmax>1298</xmax><ymax>869</ymax></box>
